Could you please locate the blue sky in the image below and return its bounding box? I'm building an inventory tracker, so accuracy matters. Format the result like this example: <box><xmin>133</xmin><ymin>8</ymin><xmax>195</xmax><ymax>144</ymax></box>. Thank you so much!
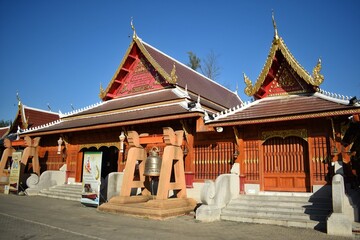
<box><xmin>1</xmin><ymin>0</ymin><xmax>359</xmax><ymax>122</ymax></box>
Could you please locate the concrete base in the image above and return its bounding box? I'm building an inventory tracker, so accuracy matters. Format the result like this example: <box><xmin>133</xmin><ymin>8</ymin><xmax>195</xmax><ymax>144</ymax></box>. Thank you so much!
<box><xmin>244</xmin><ymin>183</ymin><xmax>260</xmax><ymax>194</ymax></box>
<box><xmin>98</xmin><ymin>195</ymin><xmax>197</xmax><ymax>220</ymax></box>
<box><xmin>195</xmin><ymin>204</ymin><xmax>221</xmax><ymax>222</ymax></box>
<box><xmin>327</xmin><ymin>213</ymin><xmax>352</xmax><ymax>237</ymax></box>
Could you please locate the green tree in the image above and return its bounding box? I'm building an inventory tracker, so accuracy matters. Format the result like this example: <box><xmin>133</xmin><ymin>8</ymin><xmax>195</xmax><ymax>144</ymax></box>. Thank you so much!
<box><xmin>187</xmin><ymin>51</ymin><xmax>201</xmax><ymax>70</ymax></box>
<box><xmin>0</xmin><ymin>120</ymin><xmax>11</xmax><ymax>127</ymax></box>
<box><xmin>187</xmin><ymin>50</ymin><xmax>221</xmax><ymax>81</ymax></box>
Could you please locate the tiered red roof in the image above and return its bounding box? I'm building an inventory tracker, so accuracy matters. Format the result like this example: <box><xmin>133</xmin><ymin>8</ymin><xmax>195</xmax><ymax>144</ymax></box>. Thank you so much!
<box><xmin>208</xmin><ymin>19</ymin><xmax>360</xmax><ymax>126</ymax></box>
<box><xmin>22</xmin><ymin>33</ymin><xmax>242</xmax><ymax>136</ymax></box>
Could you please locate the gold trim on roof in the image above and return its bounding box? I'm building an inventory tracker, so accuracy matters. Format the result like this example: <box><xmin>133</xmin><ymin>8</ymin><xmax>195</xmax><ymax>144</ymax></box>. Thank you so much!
<box><xmin>244</xmin><ymin>21</ymin><xmax>324</xmax><ymax>96</ymax></box>
<box><xmin>170</xmin><ymin>62</ymin><xmax>178</xmax><ymax>84</ymax></box>
<box><xmin>243</xmin><ymin>73</ymin><xmax>254</xmax><ymax>96</ymax></box>
<box><xmin>135</xmin><ymin>38</ymin><xmax>174</xmax><ymax>84</ymax></box>
<box><xmin>312</xmin><ymin>58</ymin><xmax>324</xmax><ymax>86</ymax></box>
<box><xmin>101</xmin><ymin>40</ymin><xmax>136</xmax><ymax>100</ymax></box>
<box><xmin>99</xmin><ymin>82</ymin><xmax>106</xmax><ymax>99</ymax></box>
<box><xmin>101</xmin><ymin>35</ymin><xmax>177</xmax><ymax>100</ymax></box>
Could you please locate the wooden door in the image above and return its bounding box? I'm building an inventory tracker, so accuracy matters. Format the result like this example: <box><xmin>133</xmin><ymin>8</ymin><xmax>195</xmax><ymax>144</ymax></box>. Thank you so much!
<box><xmin>263</xmin><ymin>136</ymin><xmax>310</xmax><ymax>192</ymax></box>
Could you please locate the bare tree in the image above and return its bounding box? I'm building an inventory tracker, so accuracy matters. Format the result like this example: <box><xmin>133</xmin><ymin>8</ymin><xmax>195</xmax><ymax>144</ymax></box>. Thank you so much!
<box><xmin>200</xmin><ymin>50</ymin><xmax>221</xmax><ymax>81</ymax></box>
<box><xmin>186</xmin><ymin>50</ymin><xmax>221</xmax><ymax>81</ymax></box>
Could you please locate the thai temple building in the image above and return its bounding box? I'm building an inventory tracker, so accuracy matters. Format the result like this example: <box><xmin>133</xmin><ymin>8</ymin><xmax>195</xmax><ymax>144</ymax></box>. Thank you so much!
<box><xmin>0</xmin><ymin>98</ymin><xmax>59</xmax><ymax>182</ymax></box>
<box><xmin>17</xmin><ymin>25</ymin><xmax>242</xmax><ymax>186</ymax></box>
<box><xmin>1</xmin><ymin>15</ymin><xmax>360</xmax><ymax>235</ymax></box>
<box><xmin>205</xmin><ymin>20</ymin><xmax>360</xmax><ymax>194</ymax></box>
<box><xmin>3</xmin><ymin>17</ymin><xmax>360</xmax><ymax>200</ymax></box>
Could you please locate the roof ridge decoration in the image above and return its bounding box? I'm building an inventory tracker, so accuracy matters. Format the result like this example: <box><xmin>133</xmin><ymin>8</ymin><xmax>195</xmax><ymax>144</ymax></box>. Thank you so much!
<box><xmin>22</xmin><ymin>119</ymin><xmax>62</xmax><ymax>134</ymax></box>
<box><xmin>100</xmin><ymin>19</ymin><xmax>178</xmax><ymax>100</ymax></box>
<box><xmin>60</xmin><ymin>101</ymin><xmax>103</xmax><ymax>118</ymax></box>
<box><xmin>207</xmin><ymin>104</ymin><xmax>244</xmax><ymax>123</ymax></box>
<box><xmin>131</xmin><ymin>17</ymin><xmax>137</xmax><ymax>39</ymax></box>
<box><xmin>16</xmin><ymin>93</ymin><xmax>29</xmax><ymax>129</ymax></box>
<box><xmin>243</xmin><ymin>12</ymin><xmax>324</xmax><ymax>97</ymax></box>
<box><xmin>315</xmin><ymin>87</ymin><xmax>355</xmax><ymax>105</ymax></box>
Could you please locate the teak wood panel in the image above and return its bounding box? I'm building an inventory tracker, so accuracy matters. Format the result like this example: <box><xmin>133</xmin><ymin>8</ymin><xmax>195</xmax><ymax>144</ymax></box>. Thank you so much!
<box><xmin>311</xmin><ymin>136</ymin><xmax>331</xmax><ymax>184</ymax></box>
<box><xmin>194</xmin><ymin>142</ymin><xmax>234</xmax><ymax>180</ymax></box>
<box><xmin>244</xmin><ymin>140</ymin><xmax>260</xmax><ymax>182</ymax></box>
<box><xmin>263</xmin><ymin>137</ymin><xmax>310</xmax><ymax>192</ymax></box>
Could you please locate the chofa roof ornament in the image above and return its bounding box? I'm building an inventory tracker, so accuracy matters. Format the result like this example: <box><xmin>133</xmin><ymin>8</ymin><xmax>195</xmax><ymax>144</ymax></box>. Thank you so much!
<box><xmin>243</xmin><ymin>73</ymin><xmax>254</xmax><ymax>96</ymax></box>
<box><xmin>312</xmin><ymin>58</ymin><xmax>324</xmax><ymax>86</ymax></box>
<box><xmin>130</xmin><ymin>17</ymin><xmax>137</xmax><ymax>39</ymax></box>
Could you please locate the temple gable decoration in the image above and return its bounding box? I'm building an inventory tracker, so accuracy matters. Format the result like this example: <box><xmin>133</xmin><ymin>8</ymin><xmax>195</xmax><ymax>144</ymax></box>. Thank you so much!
<box><xmin>243</xmin><ymin>13</ymin><xmax>324</xmax><ymax>99</ymax></box>
<box><xmin>100</xmin><ymin>21</ymin><xmax>178</xmax><ymax>101</ymax></box>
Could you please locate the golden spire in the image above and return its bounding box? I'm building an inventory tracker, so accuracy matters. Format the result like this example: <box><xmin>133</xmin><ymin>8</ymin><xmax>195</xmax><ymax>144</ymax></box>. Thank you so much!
<box><xmin>272</xmin><ymin>10</ymin><xmax>279</xmax><ymax>40</ymax></box>
<box><xmin>130</xmin><ymin>17</ymin><xmax>137</xmax><ymax>39</ymax></box>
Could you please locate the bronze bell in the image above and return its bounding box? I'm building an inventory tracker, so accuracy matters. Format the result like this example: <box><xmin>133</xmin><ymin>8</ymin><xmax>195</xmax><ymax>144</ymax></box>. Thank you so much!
<box><xmin>144</xmin><ymin>147</ymin><xmax>162</xmax><ymax>177</ymax></box>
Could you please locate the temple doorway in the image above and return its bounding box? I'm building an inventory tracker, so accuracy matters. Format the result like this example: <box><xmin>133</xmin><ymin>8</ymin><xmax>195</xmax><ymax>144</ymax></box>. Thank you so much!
<box><xmin>262</xmin><ymin>136</ymin><xmax>310</xmax><ymax>192</ymax></box>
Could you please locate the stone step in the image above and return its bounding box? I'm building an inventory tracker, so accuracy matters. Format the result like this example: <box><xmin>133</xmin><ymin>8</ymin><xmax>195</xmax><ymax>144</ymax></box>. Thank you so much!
<box><xmin>230</xmin><ymin>197</ymin><xmax>331</xmax><ymax>209</ymax></box>
<box><xmin>38</xmin><ymin>184</ymin><xmax>83</xmax><ymax>202</ymax></box>
<box><xmin>234</xmin><ymin>194</ymin><xmax>331</xmax><ymax>204</ymax></box>
<box><xmin>222</xmin><ymin>208</ymin><xmax>328</xmax><ymax>221</ymax></box>
<box><xmin>221</xmin><ymin>193</ymin><xmax>332</xmax><ymax>230</ymax></box>
<box><xmin>221</xmin><ymin>212</ymin><xmax>326</xmax><ymax>229</ymax></box>
<box><xmin>225</xmin><ymin>203</ymin><xmax>331</xmax><ymax>215</ymax></box>
<box><xmin>51</xmin><ymin>184</ymin><xmax>82</xmax><ymax>190</ymax></box>
<box><xmin>38</xmin><ymin>192</ymin><xmax>81</xmax><ymax>201</ymax></box>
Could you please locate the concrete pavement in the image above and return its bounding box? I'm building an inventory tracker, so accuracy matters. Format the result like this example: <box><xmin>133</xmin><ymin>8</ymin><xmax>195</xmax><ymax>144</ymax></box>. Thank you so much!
<box><xmin>0</xmin><ymin>194</ymin><xmax>353</xmax><ymax>240</ymax></box>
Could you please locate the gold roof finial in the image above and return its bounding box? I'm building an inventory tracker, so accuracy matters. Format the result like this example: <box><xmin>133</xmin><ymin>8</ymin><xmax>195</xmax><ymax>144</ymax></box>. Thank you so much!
<box><xmin>170</xmin><ymin>62</ymin><xmax>178</xmax><ymax>84</ymax></box>
<box><xmin>130</xmin><ymin>17</ymin><xmax>137</xmax><ymax>39</ymax></box>
<box><xmin>272</xmin><ymin>10</ymin><xmax>279</xmax><ymax>40</ymax></box>
<box><xmin>243</xmin><ymin>73</ymin><xmax>254</xmax><ymax>96</ymax></box>
<box><xmin>99</xmin><ymin>82</ymin><xmax>106</xmax><ymax>99</ymax></box>
<box><xmin>16</xmin><ymin>91</ymin><xmax>21</xmax><ymax>106</ymax></box>
<box><xmin>312</xmin><ymin>58</ymin><xmax>324</xmax><ymax>86</ymax></box>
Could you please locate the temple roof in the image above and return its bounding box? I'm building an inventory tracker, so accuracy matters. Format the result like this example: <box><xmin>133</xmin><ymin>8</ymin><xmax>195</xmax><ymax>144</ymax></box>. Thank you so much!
<box><xmin>21</xmin><ymin>31</ymin><xmax>243</xmax><ymax>136</ymax></box>
<box><xmin>0</xmin><ymin>126</ymin><xmax>10</xmax><ymax>139</ymax></box>
<box><xmin>22</xmin><ymin>87</ymin><xmax>209</xmax><ymax>136</ymax></box>
<box><xmin>243</xmin><ymin>14</ymin><xmax>324</xmax><ymax>99</ymax></box>
<box><xmin>207</xmin><ymin>91</ymin><xmax>360</xmax><ymax>126</ymax></box>
<box><xmin>101</xmin><ymin>34</ymin><xmax>242</xmax><ymax>109</ymax></box>
<box><xmin>0</xmin><ymin>99</ymin><xmax>59</xmax><ymax>141</ymax></box>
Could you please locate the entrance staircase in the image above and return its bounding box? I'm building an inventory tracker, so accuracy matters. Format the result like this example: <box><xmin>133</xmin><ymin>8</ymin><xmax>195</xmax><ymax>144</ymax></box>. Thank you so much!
<box><xmin>221</xmin><ymin>193</ymin><xmax>332</xmax><ymax>230</ymax></box>
<box><xmin>38</xmin><ymin>184</ymin><xmax>82</xmax><ymax>201</ymax></box>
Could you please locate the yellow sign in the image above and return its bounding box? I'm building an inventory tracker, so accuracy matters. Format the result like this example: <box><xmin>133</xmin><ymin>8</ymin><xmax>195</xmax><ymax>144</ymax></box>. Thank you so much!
<box><xmin>8</xmin><ymin>152</ymin><xmax>22</xmax><ymax>193</ymax></box>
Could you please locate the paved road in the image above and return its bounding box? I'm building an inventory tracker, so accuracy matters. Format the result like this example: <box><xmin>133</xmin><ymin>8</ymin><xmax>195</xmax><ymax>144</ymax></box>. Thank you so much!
<box><xmin>0</xmin><ymin>194</ymin><xmax>352</xmax><ymax>240</ymax></box>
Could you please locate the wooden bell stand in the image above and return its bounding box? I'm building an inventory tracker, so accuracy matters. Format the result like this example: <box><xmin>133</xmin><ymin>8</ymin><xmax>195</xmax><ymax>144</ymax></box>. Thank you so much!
<box><xmin>99</xmin><ymin>127</ymin><xmax>196</xmax><ymax>219</ymax></box>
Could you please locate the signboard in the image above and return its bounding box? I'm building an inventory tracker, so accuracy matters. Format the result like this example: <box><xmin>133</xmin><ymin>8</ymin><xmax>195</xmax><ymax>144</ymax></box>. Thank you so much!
<box><xmin>81</xmin><ymin>152</ymin><xmax>102</xmax><ymax>206</ymax></box>
<box><xmin>8</xmin><ymin>151</ymin><xmax>22</xmax><ymax>194</ymax></box>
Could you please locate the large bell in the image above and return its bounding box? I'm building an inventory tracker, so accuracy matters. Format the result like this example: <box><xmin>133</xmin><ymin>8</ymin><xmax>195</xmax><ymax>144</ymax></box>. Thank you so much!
<box><xmin>144</xmin><ymin>147</ymin><xmax>162</xmax><ymax>177</ymax></box>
